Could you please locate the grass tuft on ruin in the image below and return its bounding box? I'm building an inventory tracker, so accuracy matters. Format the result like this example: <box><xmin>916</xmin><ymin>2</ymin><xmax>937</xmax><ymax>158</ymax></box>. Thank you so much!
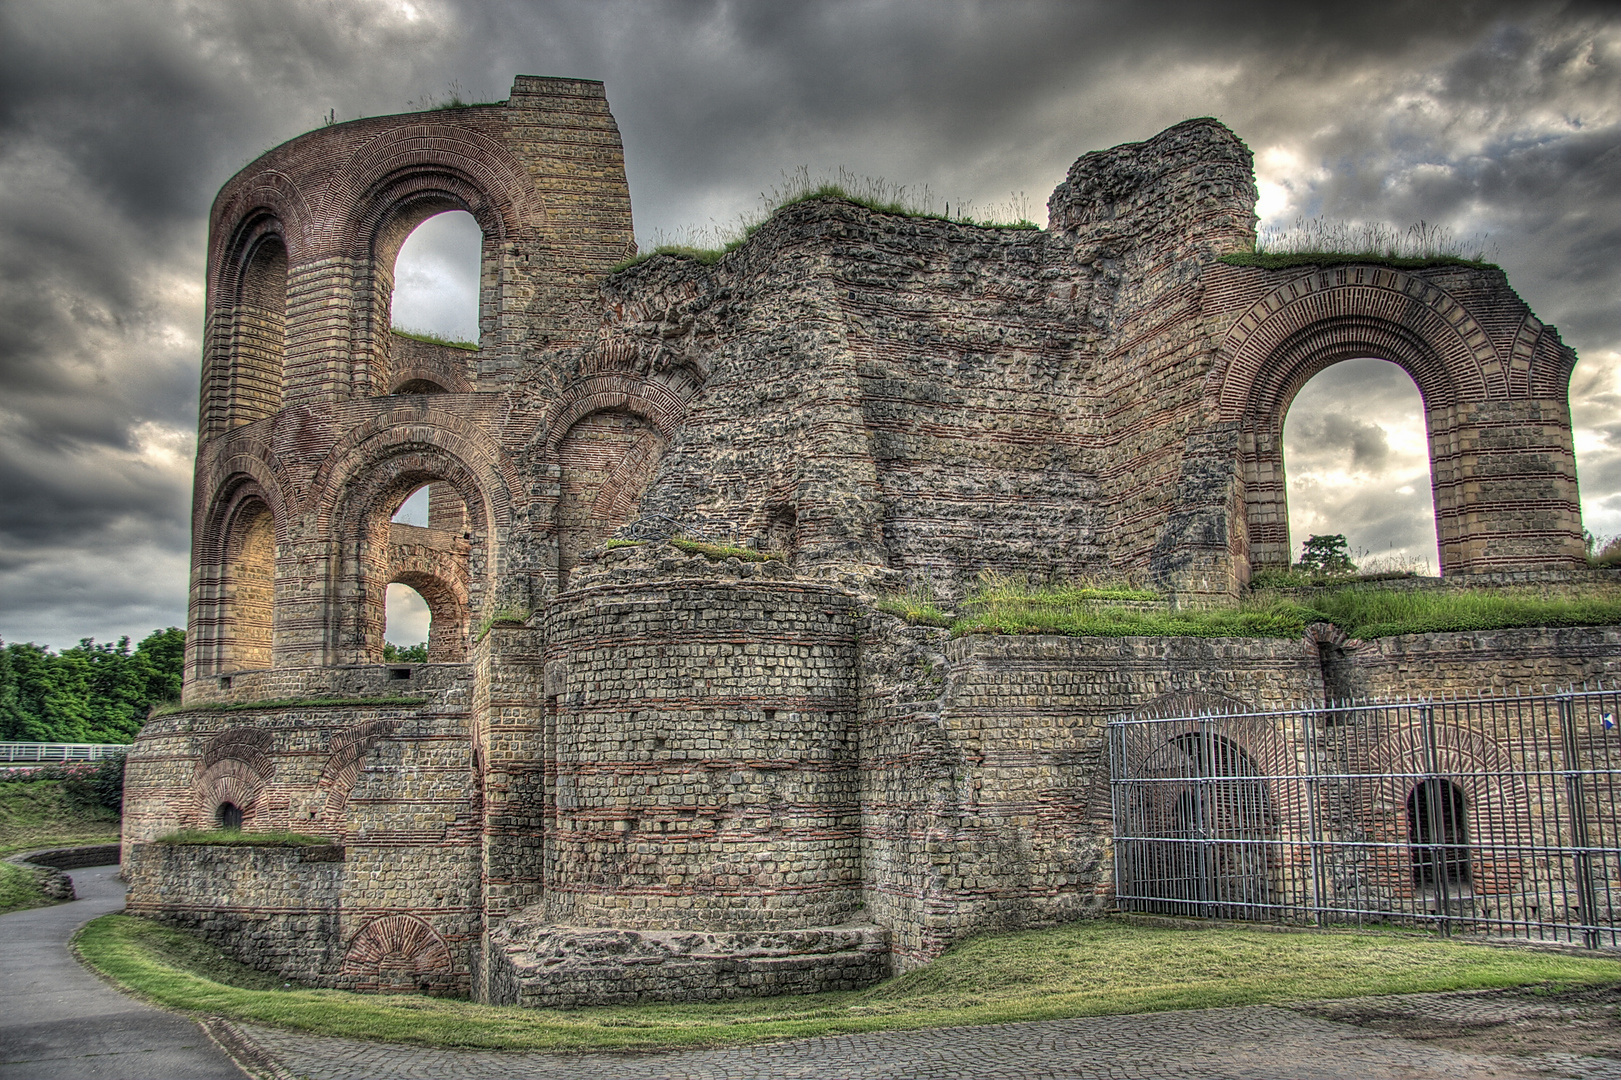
<box><xmin>879</xmin><ymin>575</ymin><xmax>1621</xmax><ymax>641</ymax></box>
<box><xmin>75</xmin><ymin>914</ymin><xmax>1621</xmax><ymax>1053</ymax></box>
<box><xmin>611</xmin><ymin>166</ymin><xmax>1039</xmax><ymax>272</ymax></box>
<box><xmin>152</xmin><ymin>829</ymin><xmax>334</xmax><ymax>847</ymax></box>
<box><xmin>390</xmin><ymin>326</ymin><xmax>478</xmax><ymax>351</ymax></box>
<box><xmin>670</xmin><ymin>537</ymin><xmax>782</xmax><ymax>562</ymax></box>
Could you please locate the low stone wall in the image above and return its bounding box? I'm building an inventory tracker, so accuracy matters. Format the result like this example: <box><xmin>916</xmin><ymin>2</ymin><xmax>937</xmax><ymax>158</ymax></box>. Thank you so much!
<box><xmin>1339</xmin><ymin>625</ymin><xmax>1621</xmax><ymax>698</ymax></box>
<box><xmin>860</xmin><ymin>621</ymin><xmax>1326</xmax><ymax>969</ymax></box>
<box><xmin>125</xmin><ymin>842</ymin><xmax>345</xmax><ymax>985</ymax></box>
<box><xmin>486</xmin><ymin>914</ymin><xmax>889</xmax><ymax>1006</ymax></box>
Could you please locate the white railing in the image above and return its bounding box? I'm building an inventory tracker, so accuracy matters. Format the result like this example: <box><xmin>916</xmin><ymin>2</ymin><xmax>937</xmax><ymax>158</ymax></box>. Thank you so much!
<box><xmin>0</xmin><ymin>742</ymin><xmax>128</xmax><ymax>763</ymax></box>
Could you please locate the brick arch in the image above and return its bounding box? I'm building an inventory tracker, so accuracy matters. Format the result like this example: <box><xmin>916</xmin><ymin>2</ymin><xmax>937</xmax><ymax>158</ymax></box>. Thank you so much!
<box><xmin>1214</xmin><ymin>269</ymin><xmax>1508</xmax><ymax>577</ymax></box>
<box><xmin>333</xmin><ymin>122</ymin><xmax>536</xmax><ymax>397</ymax></box>
<box><xmin>192</xmin><ymin>727</ymin><xmax>275</xmax><ymax>830</ymax></box>
<box><xmin>190</xmin><ymin>471</ymin><xmax>288</xmax><ymax>681</ymax></box>
<box><xmin>202</xmin><ymin>210</ymin><xmax>293</xmax><ymax>434</ymax></box>
<box><xmin>317</xmin><ymin>719</ymin><xmax>399</xmax><ymax>828</ymax></box>
<box><xmin>315</xmin><ymin>421</ymin><xmax>511</xmax><ymax>664</ymax></box>
<box><xmin>389</xmin><ymin>563</ymin><xmax>470</xmax><ymax>662</ymax></box>
<box><xmin>339</xmin><ymin>914</ymin><xmax>456</xmax><ymax>995</ymax></box>
<box><xmin>1120</xmin><ymin>692</ymin><xmax>1306</xmax><ymax>915</ymax></box>
<box><xmin>1358</xmin><ymin>722</ymin><xmax>1530</xmax><ymax>898</ymax></box>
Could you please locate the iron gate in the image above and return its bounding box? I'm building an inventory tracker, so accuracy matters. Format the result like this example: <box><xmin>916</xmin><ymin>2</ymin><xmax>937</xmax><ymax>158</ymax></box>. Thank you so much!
<box><xmin>1108</xmin><ymin>689</ymin><xmax>1621</xmax><ymax>948</ymax></box>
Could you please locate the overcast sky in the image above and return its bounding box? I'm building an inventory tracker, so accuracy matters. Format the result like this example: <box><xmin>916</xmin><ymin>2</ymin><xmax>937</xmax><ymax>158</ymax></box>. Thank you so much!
<box><xmin>1</xmin><ymin>0</ymin><xmax>1617</xmax><ymax>649</ymax></box>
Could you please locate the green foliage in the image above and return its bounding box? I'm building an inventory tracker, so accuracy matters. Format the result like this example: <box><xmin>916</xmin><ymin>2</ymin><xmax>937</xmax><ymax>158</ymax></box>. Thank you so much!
<box><xmin>0</xmin><ymin>860</ymin><xmax>50</xmax><ymax>914</ymax></box>
<box><xmin>0</xmin><ymin>628</ymin><xmax>183</xmax><ymax>743</ymax></box>
<box><xmin>382</xmin><ymin>642</ymin><xmax>429</xmax><ymax>663</ymax></box>
<box><xmin>670</xmin><ymin>537</ymin><xmax>779</xmax><ymax>562</ymax></box>
<box><xmin>1587</xmin><ymin>532</ymin><xmax>1621</xmax><ymax>568</ymax></box>
<box><xmin>603</xmin><ymin>539</ymin><xmax>647</xmax><ymax>550</ymax></box>
<box><xmin>76</xmin><ymin>913</ymin><xmax>1620</xmax><ymax>1053</ymax></box>
<box><xmin>1296</xmin><ymin>534</ymin><xmax>1357</xmax><ymax>577</ymax></box>
<box><xmin>390</xmin><ymin>326</ymin><xmax>478</xmax><ymax>351</ymax></box>
<box><xmin>0</xmin><ymin>778</ymin><xmax>121</xmax><ymax>857</ymax></box>
<box><xmin>154</xmin><ymin>829</ymin><xmax>332</xmax><ymax>846</ymax></box>
<box><xmin>1301</xmin><ymin>588</ymin><xmax>1621</xmax><ymax>640</ymax></box>
<box><xmin>957</xmin><ymin>595</ymin><xmax>1311</xmax><ymax>639</ymax></box>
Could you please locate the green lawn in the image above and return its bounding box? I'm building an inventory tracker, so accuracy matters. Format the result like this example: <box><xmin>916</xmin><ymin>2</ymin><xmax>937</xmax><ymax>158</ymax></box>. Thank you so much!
<box><xmin>0</xmin><ymin>778</ymin><xmax>121</xmax><ymax>914</ymax></box>
<box><xmin>75</xmin><ymin>915</ymin><xmax>1620</xmax><ymax>1053</ymax></box>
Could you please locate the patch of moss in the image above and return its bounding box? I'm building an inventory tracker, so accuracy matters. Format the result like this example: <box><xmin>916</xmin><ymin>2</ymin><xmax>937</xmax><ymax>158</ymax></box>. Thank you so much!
<box><xmin>671</xmin><ymin>537</ymin><xmax>780</xmax><ymax>562</ymax></box>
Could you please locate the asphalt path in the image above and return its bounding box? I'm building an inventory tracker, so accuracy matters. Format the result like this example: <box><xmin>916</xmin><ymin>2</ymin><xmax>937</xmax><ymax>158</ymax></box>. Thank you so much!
<box><xmin>0</xmin><ymin>863</ymin><xmax>246</xmax><ymax>1080</ymax></box>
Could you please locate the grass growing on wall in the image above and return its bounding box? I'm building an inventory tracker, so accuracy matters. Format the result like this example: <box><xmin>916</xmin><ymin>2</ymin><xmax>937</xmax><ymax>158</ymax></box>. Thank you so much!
<box><xmin>153</xmin><ymin>830</ymin><xmax>333</xmax><ymax>847</ymax></box>
<box><xmin>76</xmin><ymin>914</ymin><xmax>1621</xmax><ymax>1053</ymax></box>
<box><xmin>390</xmin><ymin>326</ymin><xmax>478</xmax><ymax>351</ymax></box>
<box><xmin>612</xmin><ymin>166</ymin><xmax>1039</xmax><ymax>272</ymax></box>
<box><xmin>879</xmin><ymin>578</ymin><xmax>1621</xmax><ymax>641</ymax></box>
<box><xmin>1304</xmin><ymin>588</ymin><xmax>1621</xmax><ymax>640</ymax></box>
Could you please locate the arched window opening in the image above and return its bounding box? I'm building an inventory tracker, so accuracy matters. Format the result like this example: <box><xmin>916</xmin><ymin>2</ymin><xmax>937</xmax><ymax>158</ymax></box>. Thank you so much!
<box><xmin>231</xmin><ymin>236</ymin><xmax>287</xmax><ymax>424</ymax></box>
<box><xmin>390</xmin><ymin>483</ymin><xmax>467</xmax><ymax>535</ymax></box>
<box><xmin>384</xmin><ymin>582</ymin><xmax>432</xmax><ymax>662</ymax></box>
<box><xmin>1281</xmin><ymin>358</ymin><xmax>1439</xmax><ymax>577</ymax></box>
<box><xmin>391</xmin><ymin>210</ymin><xmax>481</xmax><ymax>348</ymax></box>
<box><xmin>1407</xmin><ymin>777</ymin><xmax>1471</xmax><ymax>891</ymax></box>
<box><xmin>557</xmin><ymin>410</ymin><xmax>669</xmax><ymax>586</ymax></box>
<box><xmin>216</xmin><ymin>801</ymin><xmax>244</xmax><ymax>831</ymax></box>
<box><xmin>222</xmin><ymin>504</ymin><xmax>275</xmax><ymax>671</ymax></box>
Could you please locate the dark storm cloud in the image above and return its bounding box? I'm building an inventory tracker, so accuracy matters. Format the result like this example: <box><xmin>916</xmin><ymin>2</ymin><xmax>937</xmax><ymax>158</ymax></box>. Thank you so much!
<box><xmin>1</xmin><ymin>0</ymin><xmax>1616</xmax><ymax>645</ymax></box>
<box><xmin>1288</xmin><ymin>414</ymin><xmax>1393</xmax><ymax>475</ymax></box>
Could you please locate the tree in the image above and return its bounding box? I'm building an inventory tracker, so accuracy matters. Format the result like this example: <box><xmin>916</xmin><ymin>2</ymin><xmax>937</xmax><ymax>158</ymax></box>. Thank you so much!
<box><xmin>0</xmin><ymin>629</ymin><xmax>184</xmax><ymax>744</ymax></box>
<box><xmin>1297</xmin><ymin>534</ymin><xmax>1357</xmax><ymax>576</ymax></box>
<box><xmin>383</xmin><ymin>642</ymin><xmax>429</xmax><ymax>663</ymax></box>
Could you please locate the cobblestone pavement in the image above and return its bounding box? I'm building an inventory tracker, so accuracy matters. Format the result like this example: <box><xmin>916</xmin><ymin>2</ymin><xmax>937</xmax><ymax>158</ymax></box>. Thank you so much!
<box><xmin>233</xmin><ymin>1003</ymin><xmax>1621</xmax><ymax>1080</ymax></box>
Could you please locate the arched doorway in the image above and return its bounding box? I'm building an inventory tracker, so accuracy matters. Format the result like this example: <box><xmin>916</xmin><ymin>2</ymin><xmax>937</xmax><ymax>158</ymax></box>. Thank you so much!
<box><xmin>556</xmin><ymin>409</ymin><xmax>669</xmax><ymax>586</ymax></box>
<box><xmin>1281</xmin><ymin>358</ymin><xmax>1440</xmax><ymax>574</ymax></box>
<box><xmin>1129</xmin><ymin>729</ymin><xmax>1278</xmax><ymax>918</ymax></box>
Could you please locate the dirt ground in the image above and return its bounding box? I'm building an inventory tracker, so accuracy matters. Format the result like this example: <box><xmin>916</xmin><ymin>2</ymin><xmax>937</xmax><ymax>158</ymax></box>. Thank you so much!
<box><xmin>1295</xmin><ymin>985</ymin><xmax>1621</xmax><ymax>1061</ymax></box>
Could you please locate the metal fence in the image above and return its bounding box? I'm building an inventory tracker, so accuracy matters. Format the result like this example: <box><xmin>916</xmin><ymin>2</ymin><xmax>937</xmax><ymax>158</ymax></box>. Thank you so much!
<box><xmin>0</xmin><ymin>742</ymin><xmax>127</xmax><ymax>763</ymax></box>
<box><xmin>1108</xmin><ymin>689</ymin><xmax>1621</xmax><ymax>949</ymax></box>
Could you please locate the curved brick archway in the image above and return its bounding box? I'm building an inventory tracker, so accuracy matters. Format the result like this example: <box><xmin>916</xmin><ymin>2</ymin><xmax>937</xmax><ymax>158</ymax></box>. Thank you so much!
<box><xmin>316</xmin><ymin>425</ymin><xmax>509</xmax><ymax>665</ymax></box>
<box><xmin>339</xmin><ymin>914</ymin><xmax>456</xmax><ymax>995</ymax></box>
<box><xmin>190</xmin><ymin>472</ymin><xmax>287</xmax><ymax>680</ymax></box>
<box><xmin>1214</xmin><ymin>267</ymin><xmax>1582</xmax><ymax>579</ymax></box>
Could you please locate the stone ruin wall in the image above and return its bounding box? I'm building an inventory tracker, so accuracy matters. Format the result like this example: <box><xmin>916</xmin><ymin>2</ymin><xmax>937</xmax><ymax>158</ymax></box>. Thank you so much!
<box><xmin>121</xmin><ymin>74</ymin><xmax>1605</xmax><ymax>1004</ymax></box>
<box><xmin>123</xmin><ymin>685</ymin><xmax>483</xmax><ymax>995</ymax></box>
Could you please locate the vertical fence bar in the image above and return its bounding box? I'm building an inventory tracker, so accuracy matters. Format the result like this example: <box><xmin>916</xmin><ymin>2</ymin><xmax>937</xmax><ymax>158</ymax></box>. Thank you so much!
<box><xmin>1304</xmin><ymin>708</ymin><xmax>1326</xmax><ymax>927</ymax></box>
<box><xmin>1560</xmin><ymin>694</ymin><xmax>1601</xmax><ymax>950</ymax></box>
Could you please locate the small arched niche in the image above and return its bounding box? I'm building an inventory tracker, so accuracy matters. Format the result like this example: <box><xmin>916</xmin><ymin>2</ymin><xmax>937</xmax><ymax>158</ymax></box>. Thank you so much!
<box><xmin>229</xmin><ymin>233</ymin><xmax>287</xmax><ymax>425</ymax></box>
<box><xmin>1275</xmin><ymin>358</ymin><xmax>1440</xmax><ymax>576</ymax></box>
<box><xmin>1407</xmin><ymin>777</ymin><xmax>1471</xmax><ymax>892</ymax></box>
<box><xmin>556</xmin><ymin>409</ymin><xmax>669</xmax><ymax>585</ymax></box>
<box><xmin>221</xmin><ymin>501</ymin><xmax>276</xmax><ymax>671</ymax></box>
